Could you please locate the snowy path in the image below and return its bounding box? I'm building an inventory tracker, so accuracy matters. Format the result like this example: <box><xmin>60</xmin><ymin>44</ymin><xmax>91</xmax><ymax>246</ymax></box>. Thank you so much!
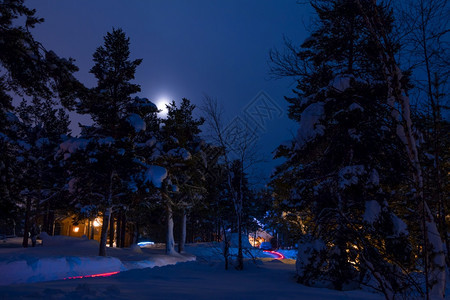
<box><xmin>0</xmin><ymin>237</ymin><xmax>385</xmax><ymax>299</ymax></box>
<box><xmin>0</xmin><ymin>259</ymin><xmax>383</xmax><ymax>300</ymax></box>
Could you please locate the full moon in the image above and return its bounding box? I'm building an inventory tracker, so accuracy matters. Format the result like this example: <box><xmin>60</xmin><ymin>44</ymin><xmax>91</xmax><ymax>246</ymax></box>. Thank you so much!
<box><xmin>156</xmin><ymin>98</ymin><xmax>170</xmax><ymax>117</ymax></box>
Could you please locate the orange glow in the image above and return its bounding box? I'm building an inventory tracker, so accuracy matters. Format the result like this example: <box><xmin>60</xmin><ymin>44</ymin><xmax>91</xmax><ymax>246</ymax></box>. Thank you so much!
<box><xmin>73</xmin><ymin>226</ymin><xmax>79</xmax><ymax>233</ymax></box>
<box><xmin>93</xmin><ymin>218</ymin><xmax>101</xmax><ymax>227</ymax></box>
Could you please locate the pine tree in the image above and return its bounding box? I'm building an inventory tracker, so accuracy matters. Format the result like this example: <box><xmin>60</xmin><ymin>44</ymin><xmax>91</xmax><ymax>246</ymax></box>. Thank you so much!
<box><xmin>63</xmin><ymin>28</ymin><xmax>145</xmax><ymax>256</ymax></box>
<box><xmin>16</xmin><ymin>97</ymin><xmax>71</xmax><ymax>246</ymax></box>
<box><xmin>79</xmin><ymin>28</ymin><xmax>142</xmax><ymax>134</ymax></box>
<box><xmin>160</xmin><ymin>98</ymin><xmax>205</xmax><ymax>254</ymax></box>
<box><xmin>271</xmin><ymin>0</ymin><xmax>417</xmax><ymax>296</ymax></box>
<box><xmin>0</xmin><ymin>0</ymin><xmax>81</xmax><ymax>238</ymax></box>
<box><xmin>353</xmin><ymin>1</ymin><xmax>447</xmax><ymax>297</ymax></box>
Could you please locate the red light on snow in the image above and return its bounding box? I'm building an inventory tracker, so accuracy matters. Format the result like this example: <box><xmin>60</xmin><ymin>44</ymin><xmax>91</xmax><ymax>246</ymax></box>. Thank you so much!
<box><xmin>64</xmin><ymin>271</ymin><xmax>120</xmax><ymax>280</ymax></box>
<box><xmin>264</xmin><ymin>250</ymin><xmax>285</xmax><ymax>260</ymax></box>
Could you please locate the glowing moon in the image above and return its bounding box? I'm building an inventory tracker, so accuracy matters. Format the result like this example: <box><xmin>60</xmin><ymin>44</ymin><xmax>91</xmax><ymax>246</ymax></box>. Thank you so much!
<box><xmin>156</xmin><ymin>98</ymin><xmax>170</xmax><ymax>116</ymax></box>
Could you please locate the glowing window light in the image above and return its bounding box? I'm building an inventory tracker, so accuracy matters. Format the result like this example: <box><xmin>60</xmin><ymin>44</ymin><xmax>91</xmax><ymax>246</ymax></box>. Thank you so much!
<box><xmin>73</xmin><ymin>226</ymin><xmax>80</xmax><ymax>233</ymax></box>
<box><xmin>93</xmin><ymin>218</ymin><xmax>101</xmax><ymax>227</ymax></box>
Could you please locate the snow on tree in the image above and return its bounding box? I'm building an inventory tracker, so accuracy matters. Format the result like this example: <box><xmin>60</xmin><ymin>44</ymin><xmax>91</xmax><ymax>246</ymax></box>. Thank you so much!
<box><xmin>270</xmin><ymin>0</ymin><xmax>421</xmax><ymax>296</ymax></box>
<box><xmin>60</xmin><ymin>28</ymin><xmax>147</xmax><ymax>256</ymax></box>
<box><xmin>355</xmin><ymin>1</ymin><xmax>446</xmax><ymax>298</ymax></box>
<box><xmin>159</xmin><ymin>98</ymin><xmax>205</xmax><ymax>255</ymax></box>
<box><xmin>0</xmin><ymin>0</ymin><xmax>82</xmax><ymax>240</ymax></box>
<box><xmin>16</xmin><ymin>97</ymin><xmax>71</xmax><ymax>247</ymax></box>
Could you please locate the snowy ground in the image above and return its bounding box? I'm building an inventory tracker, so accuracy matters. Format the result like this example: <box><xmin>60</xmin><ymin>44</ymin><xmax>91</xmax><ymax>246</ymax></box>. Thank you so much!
<box><xmin>0</xmin><ymin>236</ymin><xmax>384</xmax><ymax>299</ymax></box>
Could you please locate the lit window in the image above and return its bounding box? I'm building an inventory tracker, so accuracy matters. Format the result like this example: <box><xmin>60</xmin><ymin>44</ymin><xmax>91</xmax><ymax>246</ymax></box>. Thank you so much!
<box><xmin>93</xmin><ymin>218</ymin><xmax>101</xmax><ymax>227</ymax></box>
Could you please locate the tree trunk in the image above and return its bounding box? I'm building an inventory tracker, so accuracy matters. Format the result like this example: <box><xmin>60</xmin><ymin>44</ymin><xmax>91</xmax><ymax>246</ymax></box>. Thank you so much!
<box><xmin>178</xmin><ymin>208</ymin><xmax>187</xmax><ymax>253</ymax></box>
<box><xmin>221</xmin><ymin>221</ymin><xmax>229</xmax><ymax>270</ymax></box>
<box><xmin>43</xmin><ymin>201</ymin><xmax>50</xmax><ymax>234</ymax></box>
<box><xmin>109</xmin><ymin>212</ymin><xmax>114</xmax><ymax>247</ymax></box>
<box><xmin>99</xmin><ymin>208</ymin><xmax>111</xmax><ymax>256</ymax></box>
<box><xmin>116</xmin><ymin>211</ymin><xmax>122</xmax><ymax>247</ymax></box>
<box><xmin>22</xmin><ymin>196</ymin><xmax>31</xmax><ymax>248</ymax></box>
<box><xmin>166</xmin><ymin>202</ymin><xmax>176</xmax><ymax>255</ymax></box>
<box><xmin>133</xmin><ymin>223</ymin><xmax>139</xmax><ymax>244</ymax></box>
<box><xmin>90</xmin><ymin>219</ymin><xmax>95</xmax><ymax>240</ymax></box>
<box><xmin>120</xmin><ymin>212</ymin><xmax>126</xmax><ymax>248</ymax></box>
<box><xmin>237</xmin><ymin>214</ymin><xmax>243</xmax><ymax>270</ymax></box>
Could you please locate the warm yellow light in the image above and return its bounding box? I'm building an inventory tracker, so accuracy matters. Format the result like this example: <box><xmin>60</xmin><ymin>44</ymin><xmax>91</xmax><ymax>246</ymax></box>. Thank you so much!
<box><xmin>73</xmin><ymin>226</ymin><xmax>80</xmax><ymax>233</ymax></box>
<box><xmin>93</xmin><ymin>218</ymin><xmax>101</xmax><ymax>227</ymax></box>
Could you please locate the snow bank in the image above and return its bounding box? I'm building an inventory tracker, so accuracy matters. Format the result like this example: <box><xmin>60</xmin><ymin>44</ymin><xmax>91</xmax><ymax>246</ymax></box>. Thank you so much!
<box><xmin>0</xmin><ymin>256</ymin><xmax>123</xmax><ymax>285</ymax></box>
<box><xmin>122</xmin><ymin>254</ymin><xmax>195</xmax><ymax>270</ymax></box>
<box><xmin>0</xmin><ymin>235</ymin><xmax>195</xmax><ymax>286</ymax></box>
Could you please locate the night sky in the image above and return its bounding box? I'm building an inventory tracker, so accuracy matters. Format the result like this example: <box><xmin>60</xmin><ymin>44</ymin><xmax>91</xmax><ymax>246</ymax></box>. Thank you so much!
<box><xmin>27</xmin><ymin>0</ymin><xmax>313</xmax><ymax>183</ymax></box>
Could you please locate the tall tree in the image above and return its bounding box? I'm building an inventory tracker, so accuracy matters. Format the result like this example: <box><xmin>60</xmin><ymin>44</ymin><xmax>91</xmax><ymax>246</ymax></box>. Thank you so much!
<box><xmin>0</xmin><ymin>0</ymin><xmax>82</xmax><ymax>239</ymax></box>
<box><xmin>270</xmin><ymin>0</ymin><xmax>422</xmax><ymax>297</ymax></box>
<box><xmin>202</xmin><ymin>96</ymin><xmax>260</xmax><ymax>270</ymax></box>
<box><xmin>355</xmin><ymin>1</ymin><xmax>446</xmax><ymax>298</ymax></box>
<box><xmin>161</xmin><ymin>98</ymin><xmax>205</xmax><ymax>254</ymax></box>
<box><xmin>16</xmin><ymin>97</ymin><xmax>71</xmax><ymax>247</ymax></box>
<box><xmin>65</xmin><ymin>28</ymin><xmax>144</xmax><ymax>256</ymax></box>
<box><xmin>398</xmin><ymin>0</ymin><xmax>450</xmax><ymax>265</ymax></box>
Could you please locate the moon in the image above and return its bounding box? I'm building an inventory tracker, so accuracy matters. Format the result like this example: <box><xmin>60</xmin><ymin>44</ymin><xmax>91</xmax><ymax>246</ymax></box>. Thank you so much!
<box><xmin>156</xmin><ymin>97</ymin><xmax>170</xmax><ymax>117</ymax></box>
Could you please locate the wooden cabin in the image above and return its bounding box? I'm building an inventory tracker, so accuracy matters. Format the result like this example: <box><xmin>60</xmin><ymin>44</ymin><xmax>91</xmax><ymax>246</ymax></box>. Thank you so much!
<box><xmin>55</xmin><ymin>215</ymin><xmax>133</xmax><ymax>247</ymax></box>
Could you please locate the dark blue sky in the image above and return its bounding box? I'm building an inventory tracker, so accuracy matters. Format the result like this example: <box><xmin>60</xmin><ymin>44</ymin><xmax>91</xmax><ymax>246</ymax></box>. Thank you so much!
<box><xmin>28</xmin><ymin>0</ymin><xmax>313</xmax><ymax>184</ymax></box>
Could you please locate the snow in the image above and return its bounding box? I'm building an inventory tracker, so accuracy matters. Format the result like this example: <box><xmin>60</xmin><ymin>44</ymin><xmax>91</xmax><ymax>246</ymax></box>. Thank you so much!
<box><xmin>295</xmin><ymin>101</ymin><xmax>325</xmax><ymax>149</ymax></box>
<box><xmin>133</xmin><ymin>96</ymin><xmax>157</xmax><ymax>110</ymax></box>
<box><xmin>144</xmin><ymin>165</ymin><xmax>167</xmax><ymax>188</ymax></box>
<box><xmin>97</xmin><ymin>137</ymin><xmax>114</xmax><ymax>146</ymax></box>
<box><xmin>296</xmin><ymin>237</ymin><xmax>326</xmax><ymax>279</ymax></box>
<box><xmin>0</xmin><ymin>236</ymin><xmax>391</xmax><ymax>299</ymax></box>
<box><xmin>168</xmin><ymin>147</ymin><xmax>192</xmax><ymax>160</ymax></box>
<box><xmin>5</xmin><ymin>112</ymin><xmax>19</xmax><ymax>123</ymax></box>
<box><xmin>17</xmin><ymin>140</ymin><xmax>31</xmax><ymax>151</ymax></box>
<box><xmin>35</xmin><ymin>137</ymin><xmax>50</xmax><ymax>148</ymax></box>
<box><xmin>348</xmin><ymin>128</ymin><xmax>361</xmax><ymax>141</ymax></box>
<box><xmin>0</xmin><ymin>235</ymin><xmax>193</xmax><ymax>286</ymax></box>
<box><xmin>117</xmin><ymin>148</ymin><xmax>125</xmax><ymax>156</ymax></box>
<box><xmin>145</xmin><ymin>137</ymin><xmax>157</xmax><ymax>147</ymax></box>
<box><xmin>338</xmin><ymin>165</ymin><xmax>365</xmax><ymax>189</ymax></box>
<box><xmin>59</xmin><ymin>138</ymin><xmax>89</xmax><ymax>155</ymax></box>
<box><xmin>348</xmin><ymin>103</ymin><xmax>364</xmax><ymax>112</ymax></box>
<box><xmin>363</xmin><ymin>200</ymin><xmax>381</xmax><ymax>224</ymax></box>
<box><xmin>126</xmin><ymin>113</ymin><xmax>146</xmax><ymax>132</ymax></box>
<box><xmin>329</xmin><ymin>74</ymin><xmax>353</xmax><ymax>92</ymax></box>
<box><xmin>391</xmin><ymin>214</ymin><xmax>408</xmax><ymax>236</ymax></box>
<box><xmin>367</xmin><ymin>169</ymin><xmax>380</xmax><ymax>186</ymax></box>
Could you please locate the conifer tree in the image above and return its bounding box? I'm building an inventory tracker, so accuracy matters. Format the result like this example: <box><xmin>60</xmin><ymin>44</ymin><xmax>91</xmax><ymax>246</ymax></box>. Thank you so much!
<box><xmin>270</xmin><ymin>0</ymin><xmax>418</xmax><ymax>296</ymax></box>
<box><xmin>354</xmin><ymin>1</ymin><xmax>446</xmax><ymax>297</ymax></box>
<box><xmin>63</xmin><ymin>28</ymin><xmax>145</xmax><ymax>256</ymax></box>
<box><xmin>0</xmin><ymin>0</ymin><xmax>82</xmax><ymax>238</ymax></box>
<box><xmin>160</xmin><ymin>98</ymin><xmax>205</xmax><ymax>254</ymax></box>
<box><xmin>16</xmin><ymin>97</ymin><xmax>70</xmax><ymax>247</ymax></box>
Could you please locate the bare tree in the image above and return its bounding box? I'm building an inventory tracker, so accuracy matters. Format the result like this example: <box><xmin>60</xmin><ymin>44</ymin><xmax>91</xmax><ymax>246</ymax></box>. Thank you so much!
<box><xmin>201</xmin><ymin>95</ymin><xmax>260</xmax><ymax>270</ymax></box>
<box><xmin>397</xmin><ymin>0</ymin><xmax>450</xmax><ymax>264</ymax></box>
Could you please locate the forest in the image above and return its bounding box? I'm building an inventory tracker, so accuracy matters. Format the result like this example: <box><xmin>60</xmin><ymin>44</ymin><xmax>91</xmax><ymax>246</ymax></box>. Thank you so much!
<box><xmin>0</xmin><ymin>0</ymin><xmax>448</xmax><ymax>299</ymax></box>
